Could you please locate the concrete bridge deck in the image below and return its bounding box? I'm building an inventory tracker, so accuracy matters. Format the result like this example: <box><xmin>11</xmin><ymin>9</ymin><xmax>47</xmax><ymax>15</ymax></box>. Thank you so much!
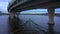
<box><xmin>8</xmin><ymin>0</ymin><xmax>60</xmax><ymax>12</ymax></box>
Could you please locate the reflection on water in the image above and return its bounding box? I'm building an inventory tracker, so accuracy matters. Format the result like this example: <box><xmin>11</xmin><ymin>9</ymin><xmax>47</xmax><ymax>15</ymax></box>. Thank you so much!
<box><xmin>9</xmin><ymin>17</ymin><xmax>47</xmax><ymax>34</ymax></box>
<box><xmin>8</xmin><ymin>16</ymin><xmax>57</xmax><ymax>34</ymax></box>
<box><xmin>47</xmin><ymin>24</ymin><xmax>54</xmax><ymax>34</ymax></box>
<box><xmin>0</xmin><ymin>15</ymin><xmax>60</xmax><ymax>34</ymax></box>
<box><xmin>9</xmin><ymin>17</ymin><xmax>20</xmax><ymax>33</ymax></box>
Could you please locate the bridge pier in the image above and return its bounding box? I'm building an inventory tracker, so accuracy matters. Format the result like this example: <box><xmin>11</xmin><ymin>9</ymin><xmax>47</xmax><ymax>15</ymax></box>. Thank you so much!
<box><xmin>48</xmin><ymin>8</ymin><xmax>55</xmax><ymax>25</ymax></box>
<box><xmin>9</xmin><ymin>12</ymin><xmax>20</xmax><ymax>19</ymax></box>
<box><xmin>16</xmin><ymin>12</ymin><xmax>20</xmax><ymax>17</ymax></box>
<box><xmin>9</xmin><ymin>12</ymin><xmax>15</xmax><ymax>19</ymax></box>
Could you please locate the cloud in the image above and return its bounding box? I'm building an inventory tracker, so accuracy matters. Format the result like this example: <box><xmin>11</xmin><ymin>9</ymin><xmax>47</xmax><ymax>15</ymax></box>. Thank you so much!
<box><xmin>0</xmin><ymin>0</ymin><xmax>10</xmax><ymax>2</ymax></box>
<box><xmin>0</xmin><ymin>0</ymin><xmax>10</xmax><ymax>13</ymax></box>
<box><xmin>21</xmin><ymin>9</ymin><xmax>48</xmax><ymax>14</ymax></box>
<box><xmin>0</xmin><ymin>2</ymin><xmax>8</xmax><ymax>7</ymax></box>
<box><xmin>0</xmin><ymin>2</ymin><xmax>8</xmax><ymax>13</ymax></box>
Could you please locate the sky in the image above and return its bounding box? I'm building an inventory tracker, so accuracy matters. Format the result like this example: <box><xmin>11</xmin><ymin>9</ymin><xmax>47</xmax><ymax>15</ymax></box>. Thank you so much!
<box><xmin>0</xmin><ymin>0</ymin><xmax>60</xmax><ymax>13</ymax></box>
<box><xmin>0</xmin><ymin>0</ymin><xmax>10</xmax><ymax>13</ymax></box>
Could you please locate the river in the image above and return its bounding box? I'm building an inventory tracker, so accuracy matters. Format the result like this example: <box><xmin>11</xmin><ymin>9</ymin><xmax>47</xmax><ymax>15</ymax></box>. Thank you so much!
<box><xmin>0</xmin><ymin>15</ymin><xmax>60</xmax><ymax>34</ymax></box>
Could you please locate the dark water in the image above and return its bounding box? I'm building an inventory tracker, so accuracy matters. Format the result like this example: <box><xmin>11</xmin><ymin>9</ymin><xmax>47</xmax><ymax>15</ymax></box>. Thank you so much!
<box><xmin>0</xmin><ymin>15</ymin><xmax>60</xmax><ymax>34</ymax></box>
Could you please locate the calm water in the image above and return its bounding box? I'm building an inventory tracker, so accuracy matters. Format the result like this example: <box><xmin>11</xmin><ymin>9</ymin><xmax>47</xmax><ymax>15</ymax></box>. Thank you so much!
<box><xmin>0</xmin><ymin>15</ymin><xmax>60</xmax><ymax>34</ymax></box>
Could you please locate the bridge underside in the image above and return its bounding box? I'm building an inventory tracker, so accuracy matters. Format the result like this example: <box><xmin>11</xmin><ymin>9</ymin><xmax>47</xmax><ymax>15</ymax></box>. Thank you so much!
<box><xmin>9</xmin><ymin>1</ymin><xmax>60</xmax><ymax>12</ymax></box>
<box><xmin>8</xmin><ymin>0</ymin><xmax>60</xmax><ymax>25</ymax></box>
<box><xmin>16</xmin><ymin>2</ymin><xmax>60</xmax><ymax>11</ymax></box>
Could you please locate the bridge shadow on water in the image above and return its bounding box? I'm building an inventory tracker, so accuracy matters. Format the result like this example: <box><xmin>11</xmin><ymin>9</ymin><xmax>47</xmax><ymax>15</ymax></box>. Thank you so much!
<box><xmin>8</xmin><ymin>16</ymin><xmax>59</xmax><ymax>34</ymax></box>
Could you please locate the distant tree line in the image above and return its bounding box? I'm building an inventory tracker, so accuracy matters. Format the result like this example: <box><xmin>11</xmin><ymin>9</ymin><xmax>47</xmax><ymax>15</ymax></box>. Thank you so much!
<box><xmin>0</xmin><ymin>11</ymin><xmax>2</xmax><ymax>15</ymax></box>
<box><xmin>0</xmin><ymin>11</ymin><xmax>2</xmax><ymax>14</ymax></box>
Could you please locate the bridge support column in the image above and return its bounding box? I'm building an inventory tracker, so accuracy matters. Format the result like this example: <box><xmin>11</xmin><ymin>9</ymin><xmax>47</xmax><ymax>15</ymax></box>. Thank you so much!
<box><xmin>9</xmin><ymin>12</ymin><xmax>16</xmax><ymax>19</ymax></box>
<box><xmin>48</xmin><ymin>8</ymin><xmax>55</xmax><ymax>25</ymax></box>
<box><xmin>9</xmin><ymin>12</ymin><xmax>20</xmax><ymax>19</ymax></box>
<box><xmin>15</xmin><ymin>12</ymin><xmax>20</xmax><ymax>17</ymax></box>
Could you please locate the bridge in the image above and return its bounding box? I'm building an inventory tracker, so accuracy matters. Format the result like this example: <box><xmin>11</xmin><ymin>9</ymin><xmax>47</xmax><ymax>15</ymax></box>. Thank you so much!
<box><xmin>8</xmin><ymin>0</ymin><xmax>60</xmax><ymax>25</ymax></box>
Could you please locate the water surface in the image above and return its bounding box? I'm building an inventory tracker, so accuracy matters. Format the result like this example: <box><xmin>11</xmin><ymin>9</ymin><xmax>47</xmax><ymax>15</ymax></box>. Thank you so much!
<box><xmin>0</xmin><ymin>15</ymin><xmax>60</xmax><ymax>34</ymax></box>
